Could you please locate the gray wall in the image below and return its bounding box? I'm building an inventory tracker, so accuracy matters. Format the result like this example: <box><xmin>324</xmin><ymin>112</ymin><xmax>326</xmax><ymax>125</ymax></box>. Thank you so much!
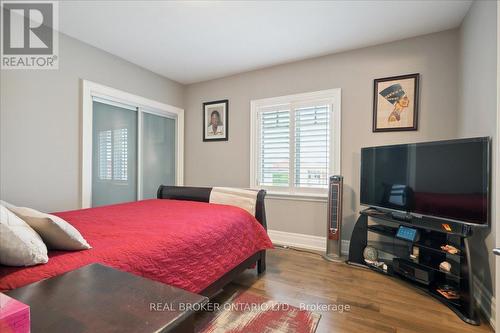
<box><xmin>458</xmin><ymin>0</ymin><xmax>497</xmax><ymax>307</ymax></box>
<box><xmin>183</xmin><ymin>30</ymin><xmax>460</xmax><ymax>238</ymax></box>
<box><xmin>0</xmin><ymin>33</ymin><xmax>184</xmax><ymax>212</ymax></box>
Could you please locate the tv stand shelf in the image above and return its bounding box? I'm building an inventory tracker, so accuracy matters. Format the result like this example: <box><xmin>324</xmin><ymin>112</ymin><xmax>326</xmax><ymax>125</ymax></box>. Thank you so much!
<box><xmin>367</xmin><ymin>225</ymin><xmax>464</xmax><ymax>258</ymax></box>
<box><xmin>348</xmin><ymin>208</ymin><xmax>478</xmax><ymax>325</ymax></box>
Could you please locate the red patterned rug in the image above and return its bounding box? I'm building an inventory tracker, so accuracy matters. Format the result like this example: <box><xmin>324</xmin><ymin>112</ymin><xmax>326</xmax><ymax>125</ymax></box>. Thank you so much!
<box><xmin>198</xmin><ymin>291</ymin><xmax>321</xmax><ymax>333</ymax></box>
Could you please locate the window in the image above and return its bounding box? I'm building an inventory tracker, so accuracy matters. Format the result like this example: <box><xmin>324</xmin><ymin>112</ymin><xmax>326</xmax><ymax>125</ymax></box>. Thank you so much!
<box><xmin>98</xmin><ymin>130</ymin><xmax>112</xmax><ymax>180</ymax></box>
<box><xmin>294</xmin><ymin>104</ymin><xmax>330</xmax><ymax>188</ymax></box>
<box><xmin>259</xmin><ymin>106</ymin><xmax>290</xmax><ymax>187</ymax></box>
<box><xmin>98</xmin><ymin>128</ymin><xmax>128</xmax><ymax>181</ymax></box>
<box><xmin>250</xmin><ymin>89</ymin><xmax>341</xmax><ymax>197</ymax></box>
<box><xmin>112</xmin><ymin>128</ymin><xmax>128</xmax><ymax>181</ymax></box>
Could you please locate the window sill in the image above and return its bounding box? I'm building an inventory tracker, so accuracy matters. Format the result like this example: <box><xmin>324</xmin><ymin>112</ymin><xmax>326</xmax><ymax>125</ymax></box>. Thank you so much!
<box><xmin>265</xmin><ymin>191</ymin><xmax>328</xmax><ymax>202</ymax></box>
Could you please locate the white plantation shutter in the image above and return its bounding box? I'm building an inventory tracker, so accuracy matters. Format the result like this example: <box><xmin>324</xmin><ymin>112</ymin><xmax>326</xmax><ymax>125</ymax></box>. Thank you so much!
<box><xmin>258</xmin><ymin>106</ymin><xmax>290</xmax><ymax>186</ymax></box>
<box><xmin>113</xmin><ymin>128</ymin><xmax>128</xmax><ymax>181</ymax></box>
<box><xmin>98</xmin><ymin>130</ymin><xmax>112</xmax><ymax>180</ymax></box>
<box><xmin>252</xmin><ymin>90</ymin><xmax>340</xmax><ymax>195</ymax></box>
<box><xmin>294</xmin><ymin>104</ymin><xmax>330</xmax><ymax>188</ymax></box>
<box><xmin>97</xmin><ymin>128</ymin><xmax>128</xmax><ymax>181</ymax></box>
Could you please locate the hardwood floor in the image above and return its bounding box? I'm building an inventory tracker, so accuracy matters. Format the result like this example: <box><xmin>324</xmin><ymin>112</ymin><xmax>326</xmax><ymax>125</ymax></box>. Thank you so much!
<box><xmin>204</xmin><ymin>248</ymin><xmax>493</xmax><ymax>333</ymax></box>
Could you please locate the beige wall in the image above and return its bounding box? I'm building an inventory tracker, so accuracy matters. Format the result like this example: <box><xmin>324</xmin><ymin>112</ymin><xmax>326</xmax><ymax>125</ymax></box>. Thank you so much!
<box><xmin>1</xmin><ymin>8</ymin><xmax>495</xmax><ymax>320</ymax></box>
<box><xmin>458</xmin><ymin>0</ymin><xmax>497</xmax><ymax>309</ymax></box>
<box><xmin>0</xmin><ymin>27</ymin><xmax>470</xmax><ymax>252</ymax></box>
<box><xmin>0</xmin><ymin>33</ymin><xmax>184</xmax><ymax>212</ymax></box>
<box><xmin>184</xmin><ymin>30</ymin><xmax>460</xmax><ymax>238</ymax></box>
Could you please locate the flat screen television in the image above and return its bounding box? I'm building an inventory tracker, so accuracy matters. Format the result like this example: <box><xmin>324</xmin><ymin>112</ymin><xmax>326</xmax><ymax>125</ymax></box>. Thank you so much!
<box><xmin>360</xmin><ymin>137</ymin><xmax>490</xmax><ymax>226</ymax></box>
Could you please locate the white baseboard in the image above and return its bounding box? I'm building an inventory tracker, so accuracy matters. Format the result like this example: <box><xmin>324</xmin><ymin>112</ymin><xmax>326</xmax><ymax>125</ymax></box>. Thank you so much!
<box><xmin>267</xmin><ymin>229</ymin><xmax>349</xmax><ymax>255</ymax></box>
<box><xmin>472</xmin><ymin>275</ymin><xmax>496</xmax><ymax>329</ymax></box>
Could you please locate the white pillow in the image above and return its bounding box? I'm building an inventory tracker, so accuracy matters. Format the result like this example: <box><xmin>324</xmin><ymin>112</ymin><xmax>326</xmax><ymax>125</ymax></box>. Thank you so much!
<box><xmin>0</xmin><ymin>205</ymin><xmax>49</xmax><ymax>266</ymax></box>
<box><xmin>209</xmin><ymin>187</ymin><xmax>258</xmax><ymax>216</ymax></box>
<box><xmin>0</xmin><ymin>200</ymin><xmax>17</xmax><ymax>211</ymax></box>
<box><xmin>9</xmin><ymin>207</ymin><xmax>91</xmax><ymax>251</ymax></box>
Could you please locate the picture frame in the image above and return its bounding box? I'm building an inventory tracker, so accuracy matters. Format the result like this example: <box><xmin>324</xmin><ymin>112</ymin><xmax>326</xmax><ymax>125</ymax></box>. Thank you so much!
<box><xmin>203</xmin><ymin>99</ymin><xmax>228</xmax><ymax>142</ymax></box>
<box><xmin>373</xmin><ymin>73</ymin><xmax>419</xmax><ymax>132</ymax></box>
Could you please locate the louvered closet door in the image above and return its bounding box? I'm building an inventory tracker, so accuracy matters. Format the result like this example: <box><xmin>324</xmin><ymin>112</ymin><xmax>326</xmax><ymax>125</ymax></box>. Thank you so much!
<box><xmin>92</xmin><ymin>100</ymin><xmax>138</xmax><ymax>207</ymax></box>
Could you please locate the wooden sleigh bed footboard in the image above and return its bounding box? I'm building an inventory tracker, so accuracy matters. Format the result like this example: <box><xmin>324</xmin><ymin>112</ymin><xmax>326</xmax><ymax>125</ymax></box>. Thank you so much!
<box><xmin>156</xmin><ymin>185</ymin><xmax>268</xmax><ymax>299</ymax></box>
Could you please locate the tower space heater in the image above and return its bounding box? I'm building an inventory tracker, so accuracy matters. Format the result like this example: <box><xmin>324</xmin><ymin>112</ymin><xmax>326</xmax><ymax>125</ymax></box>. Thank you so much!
<box><xmin>323</xmin><ymin>175</ymin><xmax>346</xmax><ymax>262</ymax></box>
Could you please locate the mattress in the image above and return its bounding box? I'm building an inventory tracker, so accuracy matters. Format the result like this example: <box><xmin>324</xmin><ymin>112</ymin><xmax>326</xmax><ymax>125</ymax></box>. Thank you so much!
<box><xmin>0</xmin><ymin>199</ymin><xmax>273</xmax><ymax>292</ymax></box>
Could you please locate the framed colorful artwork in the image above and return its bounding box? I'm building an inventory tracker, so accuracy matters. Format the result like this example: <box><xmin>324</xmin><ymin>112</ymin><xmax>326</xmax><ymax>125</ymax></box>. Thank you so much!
<box><xmin>373</xmin><ymin>73</ymin><xmax>419</xmax><ymax>132</ymax></box>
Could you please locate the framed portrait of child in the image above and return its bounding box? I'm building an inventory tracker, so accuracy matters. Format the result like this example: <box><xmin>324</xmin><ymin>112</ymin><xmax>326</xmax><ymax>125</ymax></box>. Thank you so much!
<box><xmin>373</xmin><ymin>73</ymin><xmax>419</xmax><ymax>132</ymax></box>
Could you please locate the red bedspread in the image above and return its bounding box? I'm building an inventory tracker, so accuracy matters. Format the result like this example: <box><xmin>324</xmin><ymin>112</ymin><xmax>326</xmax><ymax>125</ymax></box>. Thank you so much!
<box><xmin>0</xmin><ymin>199</ymin><xmax>273</xmax><ymax>293</ymax></box>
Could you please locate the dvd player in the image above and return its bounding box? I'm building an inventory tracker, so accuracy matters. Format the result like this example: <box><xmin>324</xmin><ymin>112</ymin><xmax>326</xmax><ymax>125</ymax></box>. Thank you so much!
<box><xmin>393</xmin><ymin>258</ymin><xmax>434</xmax><ymax>286</ymax></box>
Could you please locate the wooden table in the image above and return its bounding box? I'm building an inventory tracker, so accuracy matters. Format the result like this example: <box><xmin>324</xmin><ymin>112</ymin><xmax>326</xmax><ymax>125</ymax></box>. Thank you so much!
<box><xmin>6</xmin><ymin>263</ymin><xmax>208</xmax><ymax>333</ymax></box>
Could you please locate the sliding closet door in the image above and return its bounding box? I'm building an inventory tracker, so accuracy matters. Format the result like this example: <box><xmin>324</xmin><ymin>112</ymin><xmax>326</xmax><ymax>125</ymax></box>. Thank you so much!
<box><xmin>141</xmin><ymin>111</ymin><xmax>176</xmax><ymax>199</ymax></box>
<box><xmin>92</xmin><ymin>100</ymin><xmax>138</xmax><ymax>207</ymax></box>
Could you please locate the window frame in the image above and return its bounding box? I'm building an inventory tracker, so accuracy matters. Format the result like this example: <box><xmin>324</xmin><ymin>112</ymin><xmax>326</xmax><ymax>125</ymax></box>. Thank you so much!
<box><xmin>250</xmin><ymin>89</ymin><xmax>341</xmax><ymax>200</ymax></box>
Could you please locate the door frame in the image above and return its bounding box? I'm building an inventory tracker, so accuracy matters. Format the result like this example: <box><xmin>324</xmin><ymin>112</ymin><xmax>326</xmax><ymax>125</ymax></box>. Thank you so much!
<box><xmin>496</xmin><ymin>2</ymin><xmax>500</xmax><ymax>330</ymax></box>
<box><xmin>81</xmin><ymin>79</ymin><xmax>184</xmax><ymax>208</ymax></box>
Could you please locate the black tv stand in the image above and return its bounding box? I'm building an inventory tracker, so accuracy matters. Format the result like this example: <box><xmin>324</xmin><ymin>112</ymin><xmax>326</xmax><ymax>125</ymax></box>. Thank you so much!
<box><xmin>348</xmin><ymin>208</ymin><xmax>479</xmax><ymax>325</ymax></box>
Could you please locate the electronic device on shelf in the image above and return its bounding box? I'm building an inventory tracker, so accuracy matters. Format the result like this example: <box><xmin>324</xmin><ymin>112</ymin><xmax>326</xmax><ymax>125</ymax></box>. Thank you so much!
<box><xmin>396</xmin><ymin>226</ymin><xmax>420</xmax><ymax>242</ymax></box>
<box><xmin>360</xmin><ymin>137</ymin><xmax>490</xmax><ymax>227</ymax></box>
<box><xmin>393</xmin><ymin>258</ymin><xmax>433</xmax><ymax>286</ymax></box>
<box><xmin>391</xmin><ymin>211</ymin><xmax>412</xmax><ymax>222</ymax></box>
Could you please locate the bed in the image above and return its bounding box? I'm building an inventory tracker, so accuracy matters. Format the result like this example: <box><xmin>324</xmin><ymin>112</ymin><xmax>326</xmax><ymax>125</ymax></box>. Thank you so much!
<box><xmin>0</xmin><ymin>186</ymin><xmax>273</xmax><ymax>297</ymax></box>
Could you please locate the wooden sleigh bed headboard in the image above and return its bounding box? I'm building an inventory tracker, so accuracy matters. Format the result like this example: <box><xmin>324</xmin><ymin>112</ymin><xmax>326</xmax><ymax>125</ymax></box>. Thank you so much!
<box><xmin>156</xmin><ymin>185</ymin><xmax>268</xmax><ymax>230</ymax></box>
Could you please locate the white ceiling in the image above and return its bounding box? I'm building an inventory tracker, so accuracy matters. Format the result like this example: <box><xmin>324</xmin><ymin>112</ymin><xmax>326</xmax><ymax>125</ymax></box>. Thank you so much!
<box><xmin>58</xmin><ymin>1</ymin><xmax>473</xmax><ymax>84</ymax></box>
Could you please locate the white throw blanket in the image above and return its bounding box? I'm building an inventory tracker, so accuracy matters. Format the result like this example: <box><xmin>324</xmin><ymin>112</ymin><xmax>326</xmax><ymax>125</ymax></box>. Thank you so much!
<box><xmin>209</xmin><ymin>187</ymin><xmax>259</xmax><ymax>216</ymax></box>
